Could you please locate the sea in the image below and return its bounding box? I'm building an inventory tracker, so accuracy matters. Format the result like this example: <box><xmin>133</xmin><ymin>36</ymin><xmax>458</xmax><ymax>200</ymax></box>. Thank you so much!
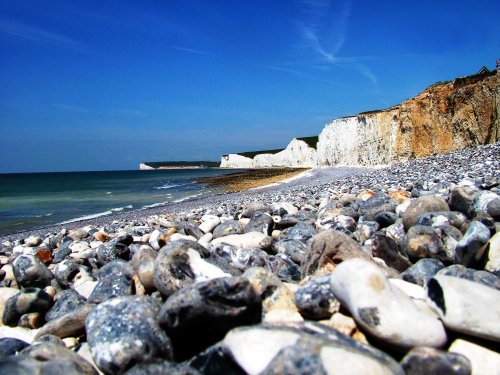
<box><xmin>0</xmin><ymin>168</ymin><xmax>243</xmax><ymax>235</ymax></box>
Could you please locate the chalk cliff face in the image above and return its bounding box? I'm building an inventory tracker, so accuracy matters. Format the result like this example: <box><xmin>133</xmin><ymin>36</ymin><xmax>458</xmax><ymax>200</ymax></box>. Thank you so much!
<box><xmin>220</xmin><ymin>139</ymin><xmax>317</xmax><ymax>168</ymax></box>
<box><xmin>221</xmin><ymin>70</ymin><xmax>499</xmax><ymax>168</ymax></box>
<box><xmin>318</xmin><ymin>72</ymin><xmax>499</xmax><ymax>166</ymax></box>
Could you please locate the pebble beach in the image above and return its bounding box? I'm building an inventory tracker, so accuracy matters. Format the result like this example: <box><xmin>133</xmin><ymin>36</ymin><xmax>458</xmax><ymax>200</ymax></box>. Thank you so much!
<box><xmin>1</xmin><ymin>142</ymin><xmax>499</xmax><ymax>374</ymax></box>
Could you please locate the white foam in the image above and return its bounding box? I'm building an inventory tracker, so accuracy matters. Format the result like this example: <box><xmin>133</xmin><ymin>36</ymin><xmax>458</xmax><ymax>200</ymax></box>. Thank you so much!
<box><xmin>154</xmin><ymin>183</ymin><xmax>186</xmax><ymax>190</ymax></box>
<box><xmin>58</xmin><ymin>211</ymin><xmax>113</xmax><ymax>224</ymax></box>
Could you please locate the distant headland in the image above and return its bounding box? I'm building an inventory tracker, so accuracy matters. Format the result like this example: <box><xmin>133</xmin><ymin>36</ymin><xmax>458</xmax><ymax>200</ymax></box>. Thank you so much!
<box><xmin>139</xmin><ymin>161</ymin><xmax>220</xmax><ymax>170</ymax></box>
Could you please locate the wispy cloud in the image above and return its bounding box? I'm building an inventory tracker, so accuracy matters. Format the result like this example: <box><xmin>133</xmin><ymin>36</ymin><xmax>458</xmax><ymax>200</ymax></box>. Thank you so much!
<box><xmin>165</xmin><ymin>45</ymin><xmax>214</xmax><ymax>56</ymax></box>
<box><xmin>252</xmin><ymin>63</ymin><xmax>302</xmax><ymax>75</ymax></box>
<box><xmin>0</xmin><ymin>19</ymin><xmax>88</xmax><ymax>53</ymax></box>
<box><xmin>52</xmin><ymin>104</ymin><xmax>89</xmax><ymax>113</ymax></box>
<box><xmin>298</xmin><ymin>0</ymin><xmax>378</xmax><ymax>85</ymax></box>
<box><xmin>113</xmin><ymin>108</ymin><xmax>147</xmax><ymax>117</ymax></box>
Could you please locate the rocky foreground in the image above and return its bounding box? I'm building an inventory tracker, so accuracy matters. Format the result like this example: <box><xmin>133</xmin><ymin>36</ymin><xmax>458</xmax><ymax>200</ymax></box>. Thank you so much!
<box><xmin>0</xmin><ymin>143</ymin><xmax>499</xmax><ymax>374</ymax></box>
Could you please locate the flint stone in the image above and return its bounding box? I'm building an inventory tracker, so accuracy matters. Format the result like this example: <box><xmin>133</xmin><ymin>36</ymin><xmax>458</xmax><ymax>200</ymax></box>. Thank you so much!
<box><xmin>87</xmin><ymin>260</ymin><xmax>134</xmax><ymax>304</ymax></box>
<box><xmin>0</xmin><ymin>287</ymin><xmax>19</xmax><ymax>325</ymax></box>
<box><xmin>131</xmin><ymin>244</ymin><xmax>157</xmax><ymax>290</ymax></box>
<box><xmin>24</xmin><ymin>236</ymin><xmax>42</xmax><ymax>247</ymax></box>
<box><xmin>406</xmin><ymin>225</ymin><xmax>461</xmax><ymax>263</ymax></box>
<box><xmin>211</xmin><ymin>232</ymin><xmax>272</xmax><ymax>250</ymax></box>
<box><xmin>12</xmin><ymin>254</ymin><xmax>54</xmax><ymax>288</ymax></box>
<box><xmin>276</xmin><ymin>210</ymin><xmax>316</xmax><ymax>229</ymax></box>
<box><xmin>153</xmin><ymin>240</ymin><xmax>230</xmax><ymax>297</ymax></box>
<box><xmin>241</xmin><ymin>202</ymin><xmax>271</xmax><ymax>218</ymax></box>
<box><xmin>449</xmin><ymin>186</ymin><xmax>477</xmax><ymax>214</ymax></box>
<box><xmin>294</xmin><ymin>275</ymin><xmax>340</xmax><ymax>320</ymax></box>
<box><xmin>415</xmin><ymin>211</ymin><xmax>468</xmax><ymax>229</ymax></box>
<box><xmin>317</xmin><ymin>213</ymin><xmax>357</xmax><ymax>232</ymax></box>
<box><xmin>371</xmin><ymin>234</ymin><xmax>411</xmax><ymax>272</ymax></box>
<box><xmin>242</xmin><ymin>267</ymin><xmax>300</xmax><ymax>321</ymax></box>
<box><xmin>45</xmin><ymin>289</ymin><xmax>87</xmax><ymax>321</ymax></box>
<box><xmin>281</xmin><ymin>221</ymin><xmax>317</xmax><ymax>242</ymax></box>
<box><xmin>0</xmin><ymin>337</ymin><xmax>29</xmax><ymax>356</ymax></box>
<box><xmin>125</xmin><ymin>360</ymin><xmax>201</xmax><ymax>375</ymax></box>
<box><xmin>54</xmin><ymin>259</ymin><xmax>80</xmax><ymax>288</ymax></box>
<box><xmin>301</xmin><ymin>230</ymin><xmax>367</xmax><ymax>277</ymax></box>
<box><xmin>357</xmin><ymin>196</ymin><xmax>398</xmax><ymax>221</ymax></box>
<box><xmin>374</xmin><ymin>211</ymin><xmax>398</xmax><ymax>228</ymax></box>
<box><xmin>159</xmin><ymin>276</ymin><xmax>261</xmax><ymax>361</ymax></box>
<box><xmin>426</xmin><ymin>275</ymin><xmax>500</xmax><ymax>341</ymax></box>
<box><xmin>244</xmin><ymin>211</ymin><xmax>274</xmax><ymax>235</ymax></box>
<box><xmin>212</xmin><ymin>220</ymin><xmax>242</xmax><ymax>239</ymax></box>
<box><xmin>52</xmin><ymin>247</ymin><xmax>72</xmax><ymax>263</ymax></box>
<box><xmin>267</xmin><ymin>254</ymin><xmax>301</xmax><ymax>282</ymax></box>
<box><xmin>449</xmin><ymin>339</ymin><xmax>500</xmax><ymax>375</ymax></box>
<box><xmin>356</xmin><ymin>221</ymin><xmax>380</xmax><ymax>242</ymax></box>
<box><xmin>96</xmin><ymin>234</ymin><xmax>133</xmax><ymax>264</ymax></box>
<box><xmin>0</xmin><ymin>342</ymin><xmax>98</xmax><ymax>374</ymax></box>
<box><xmin>401</xmin><ymin>347</ymin><xmax>471</xmax><ymax>375</ymax></box>
<box><xmin>36</xmin><ymin>303</ymin><xmax>95</xmax><ymax>340</ymax></box>
<box><xmin>86</xmin><ymin>296</ymin><xmax>172</xmax><ymax>374</ymax></box>
<box><xmin>208</xmin><ymin>243</ymin><xmax>268</xmax><ymax>273</ymax></box>
<box><xmin>469</xmin><ymin>190</ymin><xmax>500</xmax><ymax>218</ymax></box>
<box><xmin>189</xmin><ymin>324</ymin><xmax>404</xmax><ymax>375</ymax></box>
<box><xmin>403</xmin><ymin>195</ymin><xmax>450</xmax><ymax>230</ymax></box>
<box><xmin>3</xmin><ymin>288</ymin><xmax>54</xmax><ymax>327</ymax></box>
<box><xmin>272</xmin><ymin>239</ymin><xmax>306</xmax><ymax>264</ymax></box>
<box><xmin>454</xmin><ymin>221</ymin><xmax>490</xmax><ymax>267</ymax></box>
<box><xmin>401</xmin><ymin>258</ymin><xmax>445</xmax><ymax>287</ymax></box>
<box><xmin>437</xmin><ymin>264</ymin><xmax>500</xmax><ymax>290</ymax></box>
<box><xmin>330</xmin><ymin>258</ymin><xmax>447</xmax><ymax>349</ymax></box>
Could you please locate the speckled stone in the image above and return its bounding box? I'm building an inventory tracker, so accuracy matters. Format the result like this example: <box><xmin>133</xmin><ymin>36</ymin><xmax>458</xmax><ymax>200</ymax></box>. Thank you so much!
<box><xmin>96</xmin><ymin>234</ymin><xmax>133</xmax><ymax>264</ymax></box>
<box><xmin>86</xmin><ymin>295</ymin><xmax>172</xmax><ymax>374</ymax></box>
<box><xmin>244</xmin><ymin>211</ymin><xmax>274</xmax><ymax>235</ymax></box>
<box><xmin>159</xmin><ymin>276</ymin><xmax>261</xmax><ymax>360</ymax></box>
<box><xmin>54</xmin><ymin>259</ymin><xmax>81</xmax><ymax>288</ymax></box>
<box><xmin>401</xmin><ymin>258</ymin><xmax>445</xmax><ymax>287</ymax></box>
<box><xmin>454</xmin><ymin>221</ymin><xmax>490</xmax><ymax>267</ymax></box>
<box><xmin>294</xmin><ymin>275</ymin><xmax>340</xmax><ymax>320</ymax></box>
<box><xmin>12</xmin><ymin>254</ymin><xmax>54</xmax><ymax>288</ymax></box>
<box><xmin>87</xmin><ymin>260</ymin><xmax>134</xmax><ymax>304</ymax></box>
<box><xmin>45</xmin><ymin>289</ymin><xmax>87</xmax><ymax>321</ymax></box>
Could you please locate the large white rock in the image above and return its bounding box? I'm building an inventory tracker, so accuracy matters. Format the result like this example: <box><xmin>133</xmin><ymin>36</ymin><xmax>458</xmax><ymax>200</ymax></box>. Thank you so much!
<box><xmin>330</xmin><ymin>258</ymin><xmax>447</xmax><ymax>348</ymax></box>
<box><xmin>449</xmin><ymin>339</ymin><xmax>500</xmax><ymax>375</ymax></box>
<box><xmin>211</xmin><ymin>231</ymin><xmax>272</xmax><ymax>249</ymax></box>
<box><xmin>426</xmin><ymin>275</ymin><xmax>500</xmax><ymax>341</ymax></box>
<box><xmin>199</xmin><ymin>215</ymin><xmax>221</xmax><ymax>234</ymax></box>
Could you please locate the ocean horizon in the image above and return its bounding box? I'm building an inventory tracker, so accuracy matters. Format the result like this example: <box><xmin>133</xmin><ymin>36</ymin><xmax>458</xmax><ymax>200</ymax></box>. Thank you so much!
<box><xmin>0</xmin><ymin>168</ymin><xmax>242</xmax><ymax>235</ymax></box>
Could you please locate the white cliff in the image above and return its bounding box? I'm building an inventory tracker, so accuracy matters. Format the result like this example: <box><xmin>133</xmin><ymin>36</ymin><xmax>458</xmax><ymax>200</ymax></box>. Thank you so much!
<box><xmin>317</xmin><ymin>113</ymin><xmax>398</xmax><ymax>166</ymax></box>
<box><xmin>220</xmin><ymin>139</ymin><xmax>317</xmax><ymax>168</ymax></box>
<box><xmin>219</xmin><ymin>70</ymin><xmax>499</xmax><ymax>169</ymax></box>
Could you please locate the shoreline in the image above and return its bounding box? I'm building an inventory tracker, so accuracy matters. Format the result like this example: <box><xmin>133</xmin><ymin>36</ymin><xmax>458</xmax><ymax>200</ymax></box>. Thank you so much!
<box><xmin>0</xmin><ymin>167</ymin><xmax>369</xmax><ymax>241</ymax></box>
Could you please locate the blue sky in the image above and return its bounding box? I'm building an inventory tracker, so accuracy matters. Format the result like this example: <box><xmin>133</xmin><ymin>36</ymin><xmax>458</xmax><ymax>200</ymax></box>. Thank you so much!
<box><xmin>1</xmin><ymin>0</ymin><xmax>499</xmax><ymax>172</ymax></box>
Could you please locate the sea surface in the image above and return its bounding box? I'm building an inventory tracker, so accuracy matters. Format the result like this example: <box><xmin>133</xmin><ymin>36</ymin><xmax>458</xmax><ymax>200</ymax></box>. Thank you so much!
<box><xmin>0</xmin><ymin>169</ymin><xmax>243</xmax><ymax>235</ymax></box>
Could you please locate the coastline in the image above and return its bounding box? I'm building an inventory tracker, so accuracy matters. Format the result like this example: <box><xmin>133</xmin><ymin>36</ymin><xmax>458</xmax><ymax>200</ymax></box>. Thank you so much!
<box><xmin>0</xmin><ymin>166</ymin><xmax>369</xmax><ymax>241</ymax></box>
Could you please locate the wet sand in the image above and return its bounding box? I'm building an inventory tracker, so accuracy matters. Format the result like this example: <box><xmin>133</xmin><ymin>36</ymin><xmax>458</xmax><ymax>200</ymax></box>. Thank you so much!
<box><xmin>196</xmin><ymin>168</ymin><xmax>309</xmax><ymax>191</ymax></box>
